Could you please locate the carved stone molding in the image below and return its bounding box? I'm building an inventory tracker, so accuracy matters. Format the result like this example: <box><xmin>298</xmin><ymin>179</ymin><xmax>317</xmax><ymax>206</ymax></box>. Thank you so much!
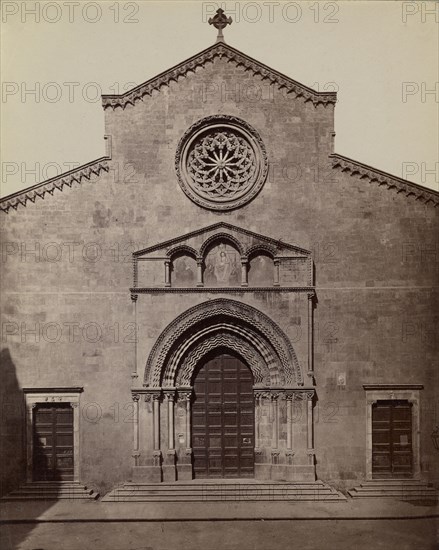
<box><xmin>0</xmin><ymin>158</ymin><xmax>110</xmax><ymax>214</ymax></box>
<box><xmin>145</xmin><ymin>298</ymin><xmax>303</xmax><ymax>387</ymax></box>
<box><xmin>174</xmin><ymin>330</ymin><xmax>272</xmax><ymax>387</ymax></box>
<box><xmin>134</xmin><ymin>222</ymin><xmax>311</xmax><ymax>258</ymax></box>
<box><xmin>331</xmin><ymin>154</ymin><xmax>439</xmax><ymax>207</ymax></box>
<box><xmin>131</xmin><ymin>286</ymin><xmax>314</xmax><ymax>294</ymax></box>
<box><xmin>101</xmin><ymin>42</ymin><xmax>336</xmax><ymax>111</ymax></box>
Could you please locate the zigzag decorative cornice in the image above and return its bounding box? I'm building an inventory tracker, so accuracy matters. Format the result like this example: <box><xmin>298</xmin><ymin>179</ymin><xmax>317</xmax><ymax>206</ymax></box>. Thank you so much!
<box><xmin>101</xmin><ymin>42</ymin><xmax>337</xmax><ymax>110</ymax></box>
<box><xmin>0</xmin><ymin>157</ymin><xmax>110</xmax><ymax>214</ymax></box>
<box><xmin>331</xmin><ymin>154</ymin><xmax>439</xmax><ymax>207</ymax></box>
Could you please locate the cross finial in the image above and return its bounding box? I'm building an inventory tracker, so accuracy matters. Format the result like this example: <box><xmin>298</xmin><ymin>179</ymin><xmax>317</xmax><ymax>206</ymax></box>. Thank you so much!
<box><xmin>208</xmin><ymin>8</ymin><xmax>232</xmax><ymax>43</ymax></box>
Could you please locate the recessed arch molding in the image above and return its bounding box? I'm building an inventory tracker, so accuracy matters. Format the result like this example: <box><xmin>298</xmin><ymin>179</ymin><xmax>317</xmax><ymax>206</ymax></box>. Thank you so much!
<box><xmin>144</xmin><ymin>298</ymin><xmax>303</xmax><ymax>387</ymax></box>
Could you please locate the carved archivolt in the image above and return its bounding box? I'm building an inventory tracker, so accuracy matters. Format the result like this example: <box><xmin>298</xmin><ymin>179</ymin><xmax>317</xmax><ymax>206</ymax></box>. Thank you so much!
<box><xmin>165</xmin><ymin>322</ymin><xmax>279</xmax><ymax>383</ymax></box>
<box><xmin>176</xmin><ymin>332</ymin><xmax>270</xmax><ymax>386</ymax></box>
<box><xmin>144</xmin><ymin>298</ymin><xmax>303</xmax><ymax>387</ymax></box>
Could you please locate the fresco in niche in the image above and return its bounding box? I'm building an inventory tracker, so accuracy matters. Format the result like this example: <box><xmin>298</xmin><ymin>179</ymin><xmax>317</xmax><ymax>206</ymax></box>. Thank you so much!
<box><xmin>248</xmin><ymin>253</ymin><xmax>274</xmax><ymax>286</ymax></box>
<box><xmin>204</xmin><ymin>243</ymin><xmax>239</xmax><ymax>287</ymax></box>
<box><xmin>172</xmin><ymin>255</ymin><xmax>196</xmax><ymax>287</ymax></box>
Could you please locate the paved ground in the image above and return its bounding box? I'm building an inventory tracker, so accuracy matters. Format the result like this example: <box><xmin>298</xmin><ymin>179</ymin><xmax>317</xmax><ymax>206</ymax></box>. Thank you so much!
<box><xmin>1</xmin><ymin>500</ymin><xmax>438</xmax><ymax>550</ymax></box>
<box><xmin>1</xmin><ymin>518</ymin><xmax>438</xmax><ymax>550</ymax></box>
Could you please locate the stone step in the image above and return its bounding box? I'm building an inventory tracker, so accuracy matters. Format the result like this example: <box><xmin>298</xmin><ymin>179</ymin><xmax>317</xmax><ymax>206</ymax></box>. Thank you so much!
<box><xmin>103</xmin><ymin>495</ymin><xmax>346</xmax><ymax>502</ymax></box>
<box><xmin>355</xmin><ymin>486</ymin><xmax>437</xmax><ymax>493</ymax></box>
<box><xmin>360</xmin><ymin>479</ymin><xmax>434</xmax><ymax>487</ymax></box>
<box><xmin>348</xmin><ymin>480</ymin><xmax>438</xmax><ymax>504</ymax></box>
<box><xmin>2</xmin><ymin>494</ymin><xmax>99</xmax><ymax>501</ymax></box>
<box><xmin>102</xmin><ymin>481</ymin><xmax>346</xmax><ymax>502</ymax></box>
<box><xmin>1</xmin><ymin>482</ymin><xmax>99</xmax><ymax>501</ymax></box>
<box><xmin>122</xmin><ymin>481</ymin><xmax>328</xmax><ymax>487</ymax></box>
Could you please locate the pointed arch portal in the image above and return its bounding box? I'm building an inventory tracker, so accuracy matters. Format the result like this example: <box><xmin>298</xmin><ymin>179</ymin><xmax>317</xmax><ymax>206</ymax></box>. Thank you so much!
<box><xmin>133</xmin><ymin>299</ymin><xmax>316</xmax><ymax>483</ymax></box>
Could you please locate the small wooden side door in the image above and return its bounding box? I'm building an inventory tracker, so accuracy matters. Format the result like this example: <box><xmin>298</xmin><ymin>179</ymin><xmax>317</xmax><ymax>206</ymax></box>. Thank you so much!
<box><xmin>33</xmin><ymin>403</ymin><xmax>74</xmax><ymax>481</ymax></box>
<box><xmin>372</xmin><ymin>400</ymin><xmax>413</xmax><ymax>478</ymax></box>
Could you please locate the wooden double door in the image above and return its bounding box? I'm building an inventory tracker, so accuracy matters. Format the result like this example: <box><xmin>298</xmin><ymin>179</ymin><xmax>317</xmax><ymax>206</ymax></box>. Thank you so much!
<box><xmin>372</xmin><ymin>400</ymin><xmax>413</xmax><ymax>478</ymax></box>
<box><xmin>192</xmin><ymin>352</ymin><xmax>255</xmax><ymax>478</ymax></box>
<box><xmin>33</xmin><ymin>403</ymin><xmax>74</xmax><ymax>481</ymax></box>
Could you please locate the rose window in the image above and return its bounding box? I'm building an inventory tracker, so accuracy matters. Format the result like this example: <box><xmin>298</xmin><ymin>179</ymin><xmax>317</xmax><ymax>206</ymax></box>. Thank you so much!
<box><xmin>176</xmin><ymin>116</ymin><xmax>268</xmax><ymax>211</ymax></box>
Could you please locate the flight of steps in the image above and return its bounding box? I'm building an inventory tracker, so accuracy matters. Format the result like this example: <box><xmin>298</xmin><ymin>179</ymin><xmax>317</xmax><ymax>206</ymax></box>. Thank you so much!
<box><xmin>1</xmin><ymin>482</ymin><xmax>99</xmax><ymax>501</ymax></box>
<box><xmin>348</xmin><ymin>479</ymin><xmax>438</xmax><ymax>504</ymax></box>
<box><xmin>102</xmin><ymin>480</ymin><xmax>347</xmax><ymax>502</ymax></box>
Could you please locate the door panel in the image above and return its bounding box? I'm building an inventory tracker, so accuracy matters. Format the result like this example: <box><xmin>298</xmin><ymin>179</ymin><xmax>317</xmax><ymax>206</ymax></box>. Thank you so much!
<box><xmin>192</xmin><ymin>353</ymin><xmax>254</xmax><ymax>478</ymax></box>
<box><xmin>372</xmin><ymin>400</ymin><xmax>413</xmax><ymax>478</ymax></box>
<box><xmin>33</xmin><ymin>403</ymin><xmax>74</xmax><ymax>481</ymax></box>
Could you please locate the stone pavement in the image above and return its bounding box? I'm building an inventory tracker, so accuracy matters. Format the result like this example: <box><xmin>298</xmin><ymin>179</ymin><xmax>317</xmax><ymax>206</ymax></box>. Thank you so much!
<box><xmin>1</xmin><ymin>498</ymin><xmax>438</xmax><ymax>523</ymax></box>
<box><xmin>1</xmin><ymin>500</ymin><xmax>438</xmax><ymax>550</ymax></box>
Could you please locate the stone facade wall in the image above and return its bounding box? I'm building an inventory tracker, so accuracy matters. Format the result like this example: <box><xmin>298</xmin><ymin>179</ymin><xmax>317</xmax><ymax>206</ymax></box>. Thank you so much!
<box><xmin>1</xmin><ymin>53</ymin><xmax>437</xmax><ymax>494</ymax></box>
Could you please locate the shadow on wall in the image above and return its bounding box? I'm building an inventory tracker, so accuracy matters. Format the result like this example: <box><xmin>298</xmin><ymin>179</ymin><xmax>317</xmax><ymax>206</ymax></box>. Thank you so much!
<box><xmin>0</xmin><ymin>348</ymin><xmax>25</xmax><ymax>496</ymax></box>
<box><xmin>0</xmin><ymin>348</ymin><xmax>60</xmax><ymax>550</ymax></box>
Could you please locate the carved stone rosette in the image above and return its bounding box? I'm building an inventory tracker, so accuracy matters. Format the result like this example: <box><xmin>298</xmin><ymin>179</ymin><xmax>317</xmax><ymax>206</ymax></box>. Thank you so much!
<box><xmin>176</xmin><ymin>115</ymin><xmax>268</xmax><ymax>211</ymax></box>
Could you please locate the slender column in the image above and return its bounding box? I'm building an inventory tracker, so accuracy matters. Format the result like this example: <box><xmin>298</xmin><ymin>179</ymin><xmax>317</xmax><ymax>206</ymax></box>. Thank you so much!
<box><xmin>164</xmin><ymin>260</ymin><xmax>171</xmax><ymax>287</ymax></box>
<box><xmin>132</xmin><ymin>394</ymin><xmax>140</xmax><ymax>466</ymax></box>
<box><xmin>241</xmin><ymin>258</ymin><xmax>248</xmax><ymax>286</ymax></box>
<box><xmin>152</xmin><ymin>393</ymin><xmax>161</xmax><ymax>451</ymax></box>
<box><xmin>307</xmin><ymin>397</ymin><xmax>313</xmax><ymax>450</ymax></box>
<box><xmin>274</xmin><ymin>258</ymin><xmax>280</xmax><ymax>286</ymax></box>
<box><xmin>163</xmin><ymin>391</ymin><xmax>175</xmax><ymax>450</ymax></box>
<box><xmin>185</xmin><ymin>397</ymin><xmax>191</xmax><ymax>448</ymax></box>
<box><xmin>271</xmin><ymin>393</ymin><xmax>279</xmax><ymax>449</ymax></box>
<box><xmin>178</xmin><ymin>390</ymin><xmax>192</xmax><ymax>451</ymax></box>
<box><xmin>286</xmin><ymin>395</ymin><xmax>293</xmax><ymax>450</ymax></box>
<box><xmin>196</xmin><ymin>258</ymin><xmax>203</xmax><ymax>287</ymax></box>
<box><xmin>307</xmin><ymin>293</ymin><xmax>314</xmax><ymax>377</ymax></box>
<box><xmin>254</xmin><ymin>392</ymin><xmax>262</xmax><ymax>448</ymax></box>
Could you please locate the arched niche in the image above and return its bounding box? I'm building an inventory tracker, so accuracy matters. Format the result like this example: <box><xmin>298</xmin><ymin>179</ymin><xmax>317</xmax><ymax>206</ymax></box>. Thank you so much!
<box><xmin>203</xmin><ymin>239</ymin><xmax>240</xmax><ymax>287</ymax></box>
<box><xmin>248</xmin><ymin>251</ymin><xmax>274</xmax><ymax>287</ymax></box>
<box><xmin>171</xmin><ymin>252</ymin><xmax>197</xmax><ymax>287</ymax></box>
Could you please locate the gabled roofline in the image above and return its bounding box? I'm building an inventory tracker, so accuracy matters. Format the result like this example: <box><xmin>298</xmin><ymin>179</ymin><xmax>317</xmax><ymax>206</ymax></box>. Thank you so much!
<box><xmin>133</xmin><ymin>222</ymin><xmax>311</xmax><ymax>257</ymax></box>
<box><xmin>101</xmin><ymin>41</ymin><xmax>337</xmax><ymax>110</ymax></box>
<box><xmin>330</xmin><ymin>153</ymin><xmax>439</xmax><ymax>207</ymax></box>
<box><xmin>0</xmin><ymin>157</ymin><xmax>110</xmax><ymax>213</ymax></box>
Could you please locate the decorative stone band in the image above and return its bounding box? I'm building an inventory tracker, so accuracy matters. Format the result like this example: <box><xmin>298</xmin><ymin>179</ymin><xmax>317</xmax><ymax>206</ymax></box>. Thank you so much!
<box><xmin>131</xmin><ymin>387</ymin><xmax>194</xmax><ymax>401</ymax></box>
<box><xmin>330</xmin><ymin>153</ymin><xmax>439</xmax><ymax>207</ymax></box>
<box><xmin>101</xmin><ymin>42</ymin><xmax>336</xmax><ymax>110</ymax></box>
<box><xmin>132</xmin><ymin>387</ymin><xmax>315</xmax><ymax>400</ymax></box>
<box><xmin>254</xmin><ymin>388</ymin><xmax>315</xmax><ymax>400</ymax></box>
<box><xmin>130</xmin><ymin>286</ymin><xmax>315</xmax><ymax>294</ymax></box>
<box><xmin>0</xmin><ymin>157</ymin><xmax>110</xmax><ymax>214</ymax></box>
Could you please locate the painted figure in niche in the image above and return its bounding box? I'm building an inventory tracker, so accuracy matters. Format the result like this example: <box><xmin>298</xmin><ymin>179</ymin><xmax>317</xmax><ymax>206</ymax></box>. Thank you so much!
<box><xmin>204</xmin><ymin>243</ymin><xmax>238</xmax><ymax>286</ymax></box>
<box><xmin>173</xmin><ymin>255</ymin><xmax>196</xmax><ymax>287</ymax></box>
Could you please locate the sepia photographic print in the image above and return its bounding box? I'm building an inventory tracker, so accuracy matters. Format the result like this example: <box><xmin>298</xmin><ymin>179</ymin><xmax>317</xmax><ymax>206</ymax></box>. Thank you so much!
<box><xmin>0</xmin><ymin>1</ymin><xmax>438</xmax><ymax>549</ymax></box>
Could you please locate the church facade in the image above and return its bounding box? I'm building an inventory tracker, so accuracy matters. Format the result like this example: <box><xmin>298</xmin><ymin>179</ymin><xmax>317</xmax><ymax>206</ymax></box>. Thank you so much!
<box><xmin>1</xmin><ymin>16</ymin><xmax>438</xmax><ymax>497</ymax></box>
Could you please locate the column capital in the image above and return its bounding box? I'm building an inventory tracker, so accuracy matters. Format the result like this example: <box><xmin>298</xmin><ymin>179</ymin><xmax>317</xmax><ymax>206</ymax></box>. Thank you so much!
<box><xmin>177</xmin><ymin>389</ymin><xmax>192</xmax><ymax>402</ymax></box>
<box><xmin>163</xmin><ymin>388</ymin><xmax>176</xmax><ymax>401</ymax></box>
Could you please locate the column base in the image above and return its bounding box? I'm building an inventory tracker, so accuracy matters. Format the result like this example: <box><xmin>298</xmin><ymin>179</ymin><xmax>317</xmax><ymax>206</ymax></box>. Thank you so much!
<box><xmin>162</xmin><ymin>450</ymin><xmax>177</xmax><ymax>482</ymax></box>
<box><xmin>177</xmin><ymin>464</ymin><xmax>193</xmax><ymax>480</ymax></box>
<box><xmin>132</xmin><ymin>466</ymin><xmax>162</xmax><ymax>483</ymax></box>
<box><xmin>254</xmin><ymin>463</ymin><xmax>316</xmax><ymax>482</ymax></box>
